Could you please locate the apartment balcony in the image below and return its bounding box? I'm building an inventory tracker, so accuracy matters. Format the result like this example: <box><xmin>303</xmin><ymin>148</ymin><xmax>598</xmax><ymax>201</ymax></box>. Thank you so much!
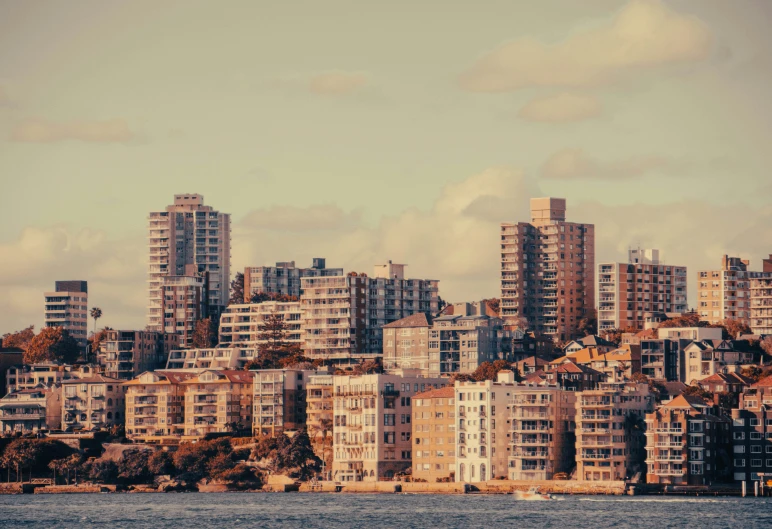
<box><xmin>511</xmin><ymin>449</ymin><xmax>550</xmax><ymax>458</ymax></box>
<box><xmin>655</xmin><ymin>428</ymin><xmax>683</xmax><ymax>434</ymax></box>
<box><xmin>1</xmin><ymin>411</ymin><xmax>45</xmax><ymax>420</ymax></box>
<box><xmin>580</xmin><ymin>427</ymin><xmax>610</xmax><ymax>434</ymax></box>
<box><xmin>512</xmin><ymin>424</ymin><xmax>551</xmax><ymax>433</ymax></box>
<box><xmin>655</xmin><ymin>441</ymin><xmax>685</xmax><ymax>448</ymax></box>
<box><xmin>580</xmin><ymin>414</ymin><xmax>612</xmax><ymax>421</ymax></box>
<box><xmin>652</xmin><ymin>468</ymin><xmax>686</xmax><ymax>476</ymax></box>
<box><xmin>512</xmin><ymin>411</ymin><xmax>550</xmax><ymax>419</ymax></box>
<box><xmin>194</xmin><ymin>395</ymin><xmax>218</xmax><ymax>404</ymax></box>
<box><xmin>581</xmin><ymin>398</ymin><xmax>612</xmax><ymax>407</ymax></box>
<box><xmin>654</xmin><ymin>454</ymin><xmax>686</xmax><ymax>462</ymax></box>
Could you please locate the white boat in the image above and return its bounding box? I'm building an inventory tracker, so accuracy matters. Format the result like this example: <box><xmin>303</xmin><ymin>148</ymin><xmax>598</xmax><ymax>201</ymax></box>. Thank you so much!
<box><xmin>513</xmin><ymin>487</ymin><xmax>558</xmax><ymax>501</ymax></box>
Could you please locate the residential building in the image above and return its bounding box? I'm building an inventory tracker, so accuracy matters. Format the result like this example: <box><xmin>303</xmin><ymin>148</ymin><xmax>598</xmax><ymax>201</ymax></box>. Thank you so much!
<box><xmin>44</xmin><ymin>280</ymin><xmax>88</xmax><ymax>351</ymax></box>
<box><xmin>301</xmin><ymin>262</ymin><xmax>439</xmax><ymax>361</ymax></box>
<box><xmin>544</xmin><ymin>361</ymin><xmax>605</xmax><ymax>391</ymax></box>
<box><xmin>166</xmin><ymin>345</ymin><xmax>256</xmax><ymax>370</ymax></box>
<box><xmin>218</xmin><ymin>301</ymin><xmax>303</xmax><ymax>347</ymax></box>
<box><xmin>587</xmin><ymin>345</ymin><xmax>641</xmax><ymax>382</ymax></box>
<box><xmin>598</xmin><ymin>248</ymin><xmax>687</xmax><ymax>332</ymax></box>
<box><xmin>500</xmin><ymin>197</ymin><xmax>595</xmax><ymax>342</ymax></box>
<box><xmin>412</xmin><ymin>386</ymin><xmax>456</xmax><ymax>482</ymax></box>
<box><xmin>509</xmin><ymin>384</ymin><xmax>576</xmax><ymax>481</ymax></box>
<box><xmin>683</xmin><ymin>339</ymin><xmax>756</xmax><ymax>383</ymax></box>
<box><xmin>98</xmin><ymin>330</ymin><xmax>179</xmax><ymax>380</ymax></box>
<box><xmin>331</xmin><ymin>372</ymin><xmax>446</xmax><ymax>482</ymax></box>
<box><xmin>750</xmin><ymin>255</ymin><xmax>772</xmax><ymax>335</ymax></box>
<box><xmin>513</xmin><ymin>356</ymin><xmax>550</xmax><ymax>376</ymax></box>
<box><xmin>6</xmin><ymin>363</ymin><xmax>95</xmax><ymax>393</ymax></box>
<box><xmin>455</xmin><ymin>371</ymin><xmax>516</xmax><ymax>483</ymax></box>
<box><xmin>161</xmin><ymin>272</ymin><xmax>209</xmax><ymax>347</ymax></box>
<box><xmin>61</xmin><ymin>375</ymin><xmax>125</xmax><ymax>431</ymax></box>
<box><xmin>564</xmin><ymin>335</ymin><xmax>617</xmax><ymax>355</ymax></box>
<box><xmin>0</xmin><ymin>347</ymin><xmax>25</xmax><ymax>396</ymax></box>
<box><xmin>124</xmin><ymin>371</ymin><xmax>197</xmax><ymax>442</ymax></box>
<box><xmin>148</xmin><ymin>194</ymin><xmax>231</xmax><ymax>331</ymax></box>
<box><xmin>0</xmin><ymin>386</ymin><xmax>61</xmax><ymax>433</ymax></box>
<box><xmin>640</xmin><ymin>339</ymin><xmax>680</xmax><ymax>381</ymax></box>
<box><xmin>696</xmin><ymin>372</ymin><xmax>753</xmax><ymax>395</ymax></box>
<box><xmin>253</xmin><ymin>368</ymin><xmax>319</xmax><ymax>437</ymax></box>
<box><xmin>697</xmin><ymin>255</ymin><xmax>751</xmax><ymax>325</ymax></box>
<box><xmin>181</xmin><ymin>370</ymin><xmax>254</xmax><ymax>437</ymax></box>
<box><xmin>731</xmin><ymin>376</ymin><xmax>772</xmax><ymax>485</ymax></box>
<box><xmin>657</xmin><ymin>326</ymin><xmax>723</xmax><ymax>341</ymax></box>
<box><xmin>383</xmin><ymin>302</ymin><xmax>512</xmax><ymax>377</ymax></box>
<box><xmin>645</xmin><ymin>395</ymin><xmax>731</xmax><ymax>485</ymax></box>
<box><xmin>575</xmin><ymin>382</ymin><xmax>654</xmax><ymax>481</ymax></box>
<box><xmin>244</xmin><ymin>258</ymin><xmax>342</xmax><ymax>302</ymax></box>
<box><xmin>307</xmin><ymin>373</ymin><xmax>334</xmax><ymax>475</ymax></box>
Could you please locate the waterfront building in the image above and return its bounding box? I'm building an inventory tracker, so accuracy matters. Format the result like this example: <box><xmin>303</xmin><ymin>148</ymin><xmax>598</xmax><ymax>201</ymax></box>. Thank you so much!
<box><xmin>44</xmin><ymin>280</ymin><xmax>88</xmax><ymax>351</ymax></box>
<box><xmin>161</xmin><ymin>272</ymin><xmax>209</xmax><ymax>347</ymax></box>
<box><xmin>331</xmin><ymin>372</ymin><xmax>446</xmax><ymax>482</ymax></box>
<box><xmin>645</xmin><ymin>395</ymin><xmax>731</xmax><ymax>485</ymax></box>
<box><xmin>0</xmin><ymin>386</ymin><xmax>61</xmax><ymax>433</ymax></box>
<box><xmin>98</xmin><ymin>330</ymin><xmax>179</xmax><ymax>380</ymax></box>
<box><xmin>697</xmin><ymin>255</ymin><xmax>751</xmax><ymax>325</ymax></box>
<box><xmin>412</xmin><ymin>386</ymin><xmax>456</xmax><ymax>482</ymax></box>
<box><xmin>575</xmin><ymin>382</ymin><xmax>654</xmax><ymax>481</ymax></box>
<box><xmin>730</xmin><ymin>375</ymin><xmax>772</xmax><ymax>485</ymax></box>
<box><xmin>148</xmin><ymin>194</ymin><xmax>231</xmax><ymax>331</ymax></box>
<box><xmin>307</xmin><ymin>373</ymin><xmax>334</xmax><ymax>475</ymax></box>
<box><xmin>61</xmin><ymin>375</ymin><xmax>125</xmax><ymax>431</ymax></box>
<box><xmin>124</xmin><ymin>370</ymin><xmax>197</xmax><ymax>442</ymax></box>
<box><xmin>683</xmin><ymin>340</ymin><xmax>756</xmax><ymax>383</ymax></box>
<box><xmin>252</xmin><ymin>368</ymin><xmax>319</xmax><ymax>437</ymax></box>
<box><xmin>509</xmin><ymin>384</ymin><xmax>577</xmax><ymax>481</ymax></box>
<box><xmin>598</xmin><ymin>249</ymin><xmax>687</xmax><ymax>333</ymax></box>
<box><xmin>244</xmin><ymin>258</ymin><xmax>342</xmax><ymax>302</ymax></box>
<box><xmin>165</xmin><ymin>345</ymin><xmax>256</xmax><ymax>370</ymax></box>
<box><xmin>500</xmin><ymin>197</ymin><xmax>595</xmax><ymax>342</ymax></box>
<box><xmin>181</xmin><ymin>370</ymin><xmax>254</xmax><ymax>437</ymax></box>
<box><xmin>218</xmin><ymin>301</ymin><xmax>303</xmax><ymax>347</ymax></box>
<box><xmin>750</xmin><ymin>255</ymin><xmax>772</xmax><ymax>335</ymax></box>
<box><xmin>5</xmin><ymin>363</ymin><xmax>95</xmax><ymax>393</ymax></box>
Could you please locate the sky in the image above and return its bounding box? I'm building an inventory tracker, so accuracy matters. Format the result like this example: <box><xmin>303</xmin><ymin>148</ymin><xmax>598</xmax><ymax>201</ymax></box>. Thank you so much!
<box><xmin>1</xmin><ymin>0</ymin><xmax>771</xmax><ymax>334</ymax></box>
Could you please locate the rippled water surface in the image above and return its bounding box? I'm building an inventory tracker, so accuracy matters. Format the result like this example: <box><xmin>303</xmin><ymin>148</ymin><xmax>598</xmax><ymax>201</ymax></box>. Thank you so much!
<box><xmin>2</xmin><ymin>493</ymin><xmax>772</xmax><ymax>528</ymax></box>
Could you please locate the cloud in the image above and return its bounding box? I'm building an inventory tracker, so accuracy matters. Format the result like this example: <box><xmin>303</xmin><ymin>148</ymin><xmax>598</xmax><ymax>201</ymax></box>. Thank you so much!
<box><xmin>9</xmin><ymin>118</ymin><xmax>136</xmax><ymax>143</ymax></box>
<box><xmin>0</xmin><ymin>226</ymin><xmax>147</xmax><ymax>334</ymax></box>
<box><xmin>308</xmin><ymin>71</ymin><xmax>368</xmax><ymax>95</ymax></box>
<box><xmin>519</xmin><ymin>93</ymin><xmax>602</xmax><ymax>123</ymax></box>
<box><xmin>240</xmin><ymin>204</ymin><xmax>363</xmax><ymax>232</ymax></box>
<box><xmin>459</xmin><ymin>0</ymin><xmax>712</xmax><ymax>92</ymax></box>
<box><xmin>540</xmin><ymin>147</ymin><xmax>672</xmax><ymax>179</ymax></box>
<box><xmin>0</xmin><ymin>85</ymin><xmax>11</xmax><ymax>107</ymax></box>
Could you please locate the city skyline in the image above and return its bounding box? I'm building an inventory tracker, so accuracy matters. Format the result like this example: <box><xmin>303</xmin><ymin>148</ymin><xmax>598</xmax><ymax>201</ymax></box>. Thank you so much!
<box><xmin>2</xmin><ymin>0</ymin><xmax>772</xmax><ymax>333</ymax></box>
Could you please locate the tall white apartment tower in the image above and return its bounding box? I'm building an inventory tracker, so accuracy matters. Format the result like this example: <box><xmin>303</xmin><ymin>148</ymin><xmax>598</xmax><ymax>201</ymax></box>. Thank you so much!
<box><xmin>147</xmin><ymin>194</ymin><xmax>231</xmax><ymax>331</ymax></box>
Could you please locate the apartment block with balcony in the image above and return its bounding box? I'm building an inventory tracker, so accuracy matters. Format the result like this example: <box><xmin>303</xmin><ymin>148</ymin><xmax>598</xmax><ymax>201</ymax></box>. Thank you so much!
<box><xmin>148</xmin><ymin>194</ymin><xmax>231</xmax><ymax>331</ymax></box>
<box><xmin>500</xmin><ymin>198</ymin><xmax>595</xmax><ymax>342</ymax></box>
<box><xmin>98</xmin><ymin>330</ymin><xmax>179</xmax><ymax>380</ymax></box>
<box><xmin>0</xmin><ymin>386</ymin><xmax>61</xmax><ymax>433</ymax></box>
<box><xmin>61</xmin><ymin>375</ymin><xmax>125</xmax><ymax>431</ymax></box>
<box><xmin>455</xmin><ymin>372</ymin><xmax>516</xmax><ymax>483</ymax></box>
<box><xmin>253</xmin><ymin>368</ymin><xmax>319</xmax><ymax>437</ymax></box>
<box><xmin>575</xmin><ymin>382</ymin><xmax>654</xmax><ymax>481</ymax></box>
<box><xmin>307</xmin><ymin>373</ymin><xmax>334</xmax><ymax>475</ymax></box>
<box><xmin>730</xmin><ymin>376</ymin><xmax>772</xmax><ymax>485</ymax></box>
<box><xmin>124</xmin><ymin>371</ymin><xmax>196</xmax><ymax>442</ymax></box>
<box><xmin>598</xmin><ymin>249</ymin><xmax>687</xmax><ymax>332</ymax></box>
<box><xmin>44</xmin><ymin>280</ymin><xmax>88</xmax><ymax>352</ymax></box>
<box><xmin>181</xmin><ymin>370</ymin><xmax>254</xmax><ymax>437</ymax></box>
<box><xmin>332</xmin><ymin>372</ymin><xmax>446</xmax><ymax>482</ymax></box>
<box><xmin>218</xmin><ymin>301</ymin><xmax>303</xmax><ymax>347</ymax></box>
<box><xmin>412</xmin><ymin>386</ymin><xmax>456</xmax><ymax>482</ymax></box>
<box><xmin>697</xmin><ymin>255</ymin><xmax>752</xmax><ymax>325</ymax></box>
<box><xmin>750</xmin><ymin>255</ymin><xmax>772</xmax><ymax>335</ymax></box>
<box><xmin>165</xmin><ymin>345</ymin><xmax>256</xmax><ymax>370</ymax></box>
<box><xmin>244</xmin><ymin>258</ymin><xmax>342</xmax><ymax>302</ymax></box>
<box><xmin>161</xmin><ymin>272</ymin><xmax>209</xmax><ymax>347</ymax></box>
<box><xmin>645</xmin><ymin>395</ymin><xmax>730</xmax><ymax>485</ymax></box>
<box><xmin>640</xmin><ymin>339</ymin><xmax>680</xmax><ymax>381</ymax></box>
<box><xmin>509</xmin><ymin>384</ymin><xmax>576</xmax><ymax>481</ymax></box>
<box><xmin>5</xmin><ymin>363</ymin><xmax>97</xmax><ymax>393</ymax></box>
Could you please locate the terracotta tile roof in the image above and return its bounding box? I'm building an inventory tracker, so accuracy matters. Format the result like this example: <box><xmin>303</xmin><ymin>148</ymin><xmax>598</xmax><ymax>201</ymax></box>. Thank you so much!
<box><xmin>62</xmin><ymin>375</ymin><xmax>121</xmax><ymax>384</ymax></box>
<box><xmin>382</xmin><ymin>313</ymin><xmax>433</xmax><ymax>328</ymax></box>
<box><xmin>553</xmin><ymin>362</ymin><xmax>602</xmax><ymax>375</ymax></box>
<box><xmin>523</xmin><ymin>371</ymin><xmax>548</xmax><ymax>383</ymax></box>
<box><xmin>180</xmin><ymin>370</ymin><xmax>255</xmax><ymax>384</ymax></box>
<box><xmin>753</xmin><ymin>375</ymin><xmax>772</xmax><ymax>388</ymax></box>
<box><xmin>662</xmin><ymin>394</ymin><xmax>708</xmax><ymax>409</ymax></box>
<box><xmin>552</xmin><ymin>347</ymin><xmax>602</xmax><ymax>365</ymax></box>
<box><xmin>413</xmin><ymin>386</ymin><xmax>454</xmax><ymax>399</ymax></box>
<box><xmin>515</xmin><ymin>356</ymin><xmax>549</xmax><ymax>368</ymax></box>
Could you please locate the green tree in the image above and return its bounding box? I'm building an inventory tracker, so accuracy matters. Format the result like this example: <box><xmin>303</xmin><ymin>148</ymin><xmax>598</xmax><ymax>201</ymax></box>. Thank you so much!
<box><xmin>244</xmin><ymin>313</ymin><xmax>301</xmax><ymax>369</ymax></box>
<box><xmin>716</xmin><ymin>318</ymin><xmax>752</xmax><ymax>339</ymax></box>
<box><xmin>82</xmin><ymin>459</ymin><xmax>119</xmax><ymax>483</ymax></box>
<box><xmin>192</xmin><ymin>317</ymin><xmax>218</xmax><ymax>348</ymax></box>
<box><xmin>48</xmin><ymin>454</ymin><xmax>83</xmax><ymax>485</ymax></box>
<box><xmin>24</xmin><ymin>327</ymin><xmax>80</xmax><ymax>364</ymax></box>
<box><xmin>229</xmin><ymin>272</ymin><xmax>245</xmax><ymax>305</ymax></box>
<box><xmin>2</xmin><ymin>325</ymin><xmax>35</xmax><ymax>350</ymax></box>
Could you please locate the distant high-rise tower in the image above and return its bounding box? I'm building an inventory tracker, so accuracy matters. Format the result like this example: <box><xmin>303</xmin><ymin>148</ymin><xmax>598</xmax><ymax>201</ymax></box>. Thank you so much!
<box><xmin>500</xmin><ymin>198</ymin><xmax>595</xmax><ymax>342</ymax></box>
<box><xmin>147</xmin><ymin>194</ymin><xmax>231</xmax><ymax>331</ymax></box>
<box><xmin>44</xmin><ymin>280</ymin><xmax>89</xmax><ymax>351</ymax></box>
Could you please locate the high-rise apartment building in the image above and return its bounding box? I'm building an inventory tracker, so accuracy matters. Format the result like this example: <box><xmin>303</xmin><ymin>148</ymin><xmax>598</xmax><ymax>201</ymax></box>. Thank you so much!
<box><xmin>148</xmin><ymin>194</ymin><xmax>231</xmax><ymax>331</ymax></box>
<box><xmin>218</xmin><ymin>301</ymin><xmax>303</xmax><ymax>347</ymax></box>
<box><xmin>500</xmin><ymin>198</ymin><xmax>595</xmax><ymax>342</ymax></box>
<box><xmin>731</xmin><ymin>376</ymin><xmax>772</xmax><ymax>485</ymax></box>
<box><xmin>98</xmin><ymin>330</ymin><xmax>179</xmax><ymax>380</ymax></box>
<box><xmin>301</xmin><ymin>262</ymin><xmax>439</xmax><ymax>361</ymax></box>
<box><xmin>243</xmin><ymin>258</ymin><xmax>342</xmax><ymax>302</ymax></box>
<box><xmin>749</xmin><ymin>255</ymin><xmax>772</xmax><ymax>335</ymax></box>
<box><xmin>412</xmin><ymin>386</ymin><xmax>456</xmax><ymax>482</ymax></box>
<box><xmin>161</xmin><ymin>273</ymin><xmax>209</xmax><ymax>347</ymax></box>
<box><xmin>598</xmin><ymin>248</ymin><xmax>687</xmax><ymax>332</ymax></box>
<box><xmin>697</xmin><ymin>255</ymin><xmax>751</xmax><ymax>325</ymax></box>
<box><xmin>62</xmin><ymin>375</ymin><xmax>125</xmax><ymax>431</ymax></box>
<box><xmin>252</xmin><ymin>368</ymin><xmax>318</xmax><ymax>437</ymax></box>
<box><xmin>44</xmin><ymin>280</ymin><xmax>89</xmax><ymax>351</ymax></box>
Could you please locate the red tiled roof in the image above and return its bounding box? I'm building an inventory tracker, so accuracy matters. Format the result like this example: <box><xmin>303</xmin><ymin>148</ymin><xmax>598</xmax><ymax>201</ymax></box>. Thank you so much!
<box><xmin>753</xmin><ymin>375</ymin><xmax>772</xmax><ymax>388</ymax></box>
<box><xmin>62</xmin><ymin>375</ymin><xmax>121</xmax><ymax>384</ymax></box>
<box><xmin>413</xmin><ymin>386</ymin><xmax>453</xmax><ymax>399</ymax></box>
<box><xmin>382</xmin><ymin>313</ymin><xmax>433</xmax><ymax>328</ymax></box>
<box><xmin>662</xmin><ymin>394</ymin><xmax>707</xmax><ymax>409</ymax></box>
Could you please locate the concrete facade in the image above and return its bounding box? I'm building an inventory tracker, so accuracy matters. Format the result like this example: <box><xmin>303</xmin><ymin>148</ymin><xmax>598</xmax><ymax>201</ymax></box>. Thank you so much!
<box><xmin>44</xmin><ymin>280</ymin><xmax>88</xmax><ymax>351</ymax></box>
<box><xmin>412</xmin><ymin>386</ymin><xmax>456</xmax><ymax>482</ymax></box>
<box><xmin>244</xmin><ymin>258</ymin><xmax>342</xmax><ymax>302</ymax></box>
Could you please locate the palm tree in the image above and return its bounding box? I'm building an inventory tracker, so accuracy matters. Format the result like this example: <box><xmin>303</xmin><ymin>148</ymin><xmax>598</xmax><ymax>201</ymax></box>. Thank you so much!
<box><xmin>90</xmin><ymin>307</ymin><xmax>102</xmax><ymax>337</ymax></box>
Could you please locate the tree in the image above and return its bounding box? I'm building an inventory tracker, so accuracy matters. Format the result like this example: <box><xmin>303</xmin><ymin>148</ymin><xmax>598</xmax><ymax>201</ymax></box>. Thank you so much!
<box><xmin>2</xmin><ymin>325</ymin><xmax>35</xmax><ymax>350</ymax></box>
<box><xmin>229</xmin><ymin>272</ymin><xmax>245</xmax><ymax>305</ymax></box>
<box><xmin>82</xmin><ymin>459</ymin><xmax>119</xmax><ymax>483</ymax></box>
<box><xmin>351</xmin><ymin>359</ymin><xmax>383</xmax><ymax>375</ymax></box>
<box><xmin>148</xmin><ymin>450</ymin><xmax>174</xmax><ymax>476</ymax></box>
<box><xmin>761</xmin><ymin>336</ymin><xmax>772</xmax><ymax>360</ymax></box>
<box><xmin>482</xmin><ymin>298</ymin><xmax>500</xmax><ymax>315</ymax></box>
<box><xmin>276</xmin><ymin>429</ymin><xmax>321</xmax><ymax>480</ymax></box>
<box><xmin>577</xmin><ymin>309</ymin><xmax>598</xmax><ymax>337</ymax></box>
<box><xmin>192</xmin><ymin>317</ymin><xmax>218</xmax><ymax>348</ymax></box>
<box><xmin>24</xmin><ymin>327</ymin><xmax>80</xmax><ymax>364</ymax></box>
<box><xmin>88</xmin><ymin>327</ymin><xmax>111</xmax><ymax>364</ymax></box>
<box><xmin>90</xmin><ymin>307</ymin><xmax>103</xmax><ymax>339</ymax></box>
<box><xmin>244</xmin><ymin>313</ymin><xmax>299</xmax><ymax>369</ymax></box>
<box><xmin>658</xmin><ymin>312</ymin><xmax>703</xmax><ymax>329</ymax></box>
<box><xmin>437</xmin><ymin>296</ymin><xmax>448</xmax><ymax>315</ymax></box>
<box><xmin>118</xmin><ymin>450</ymin><xmax>154</xmax><ymax>484</ymax></box>
<box><xmin>49</xmin><ymin>454</ymin><xmax>83</xmax><ymax>485</ymax></box>
<box><xmin>718</xmin><ymin>318</ymin><xmax>752</xmax><ymax>339</ymax></box>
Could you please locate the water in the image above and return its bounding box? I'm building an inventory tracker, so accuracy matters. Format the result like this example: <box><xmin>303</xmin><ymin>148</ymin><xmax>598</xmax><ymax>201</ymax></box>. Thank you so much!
<box><xmin>2</xmin><ymin>493</ymin><xmax>772</xmax><ymax>528</ymax></box>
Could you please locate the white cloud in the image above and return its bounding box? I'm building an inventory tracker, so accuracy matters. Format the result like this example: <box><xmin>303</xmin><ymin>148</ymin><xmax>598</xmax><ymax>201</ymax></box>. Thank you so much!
<box><xmin>308</xmin><ymin>71</ymin><xmax>368</xmax><ymax>95</ymax></box>
<box><xmin>541</xmin><ymin>147</ymin><xmax>672</xmax><ymax>179</ymax></box>
<box><xmin>9</xmin><ymin>118</ymin><xmax>136</xmax><ymax>143</ymax></box>
<box><xmin>519</xmin><ymin>93</ymin><xmax>602</xmax><ymax>123</ymax></box>
<box><xmin>460</xmin><ymin>0</ymin><xmax>712</xmax><ymax>92</ymax></box>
